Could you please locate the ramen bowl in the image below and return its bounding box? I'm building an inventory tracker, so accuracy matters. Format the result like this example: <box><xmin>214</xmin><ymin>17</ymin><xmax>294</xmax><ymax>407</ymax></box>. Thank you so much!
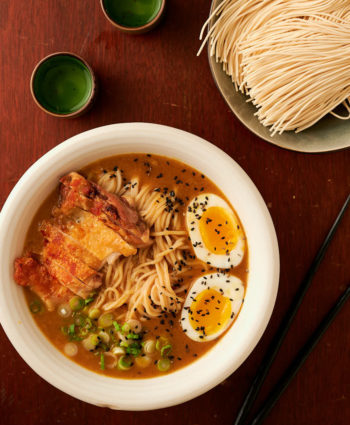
<box><xmin>0</xmin><ymin>123</ymin><xmax>279</xmax><ymax>410</ymax></box>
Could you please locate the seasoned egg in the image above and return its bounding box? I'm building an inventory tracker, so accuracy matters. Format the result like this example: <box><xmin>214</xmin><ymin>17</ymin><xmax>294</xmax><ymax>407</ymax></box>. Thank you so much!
<box><xmin>186</xmin><ymin>193</ymin><xmax>245</xmax><ymax>269</ymax></box>
<box><xmin>180</xmin><ymin>273</ymin><xmax>244</xmax><ymax>342</ymax></box>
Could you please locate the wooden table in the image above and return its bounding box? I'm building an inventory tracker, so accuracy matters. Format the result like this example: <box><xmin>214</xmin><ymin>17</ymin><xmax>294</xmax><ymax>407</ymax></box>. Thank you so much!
<box><xmin>0</xmin><ymin>1</ymin><xmax>349</xmax><ymax>424</ymax></box>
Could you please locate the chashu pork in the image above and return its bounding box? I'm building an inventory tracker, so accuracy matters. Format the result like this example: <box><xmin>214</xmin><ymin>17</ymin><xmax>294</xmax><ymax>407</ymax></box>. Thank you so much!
<box><xmin>14</xmin><ymin>255</ymin><xmax>73</xmax><ymax>311</ymax></box>
<box><xmin>58</xmin><ymin>172</ymin><xmax>150</xmax><ymax>247</ymax></box>
<box><xmin>55</xmin><ymin>208</ymin><xmax>137</xmax><ymax>260</ymax></box>
<box><xmin>42</xmin><ymin>239</ymin><xmax>103</xmax><ymax>299</ymax></box>
<box><xmin>40</xmin><ymin>221</ymin><xmax>102</xmax><ymax>270</ymax></box>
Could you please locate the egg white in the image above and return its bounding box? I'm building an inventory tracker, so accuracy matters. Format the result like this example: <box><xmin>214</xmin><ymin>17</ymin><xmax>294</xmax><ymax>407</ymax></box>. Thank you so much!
<box><xmin>186</xmin><ymin>193</ymin><xmax>245</xmax><ymax>269</ymax></box>
<box><xmin>180</xmin><ymin>273</ymin><xmax>244</xmax><ymax>342</ymax></box>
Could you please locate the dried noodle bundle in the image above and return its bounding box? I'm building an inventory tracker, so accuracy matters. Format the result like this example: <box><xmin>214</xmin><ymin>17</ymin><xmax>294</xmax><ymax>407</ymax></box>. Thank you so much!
<box><xmin>199</xmin><ymin>0</ymin><xmax>350</xmax><ymax>135</ymax></box>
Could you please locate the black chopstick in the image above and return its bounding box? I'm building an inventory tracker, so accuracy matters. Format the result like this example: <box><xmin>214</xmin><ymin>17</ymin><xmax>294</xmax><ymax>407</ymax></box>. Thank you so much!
<box><xmin>249</xmin><ymin>285</ymin><xmax>350</xmax><ymax>425</ymax></box>
<box><xmin>233</xmin><ymin>194</ymin><xmax>349</xmax><ymax>425</ymax></box>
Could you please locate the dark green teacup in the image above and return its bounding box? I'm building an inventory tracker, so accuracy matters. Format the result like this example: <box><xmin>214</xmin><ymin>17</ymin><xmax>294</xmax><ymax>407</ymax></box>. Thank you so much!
<box><xmin>30</xmin><ymin>52</ymin><xmax>96</xmax><ymax>118</ymax></box>
<box><xmin>100</xmin><ymin>0</ymin><xmax>166</xmax><ymax>34</ymax></box>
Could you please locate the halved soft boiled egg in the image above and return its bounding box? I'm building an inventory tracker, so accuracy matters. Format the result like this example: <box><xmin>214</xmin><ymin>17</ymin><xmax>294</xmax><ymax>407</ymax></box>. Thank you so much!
<box><xmin>180</xmin><ymin>273</ymin><xmax>244</xmax><ymax>342</ymax></box>
<box><xmin>186</xmin><ymin>193</ymin><xmax>245</xmax><ymax>269</ymax></box>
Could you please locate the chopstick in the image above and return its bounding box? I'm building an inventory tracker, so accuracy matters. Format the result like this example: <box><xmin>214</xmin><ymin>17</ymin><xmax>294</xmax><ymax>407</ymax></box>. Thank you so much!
<box><xmin>234</xmin><ymin>194</ymin><xmax>349</xmax><ymax>425</ymax></box>
<box><xmin>249</xmin><ymin>285</ymin><xmax>350</xmax><ymax>425</ymax></box>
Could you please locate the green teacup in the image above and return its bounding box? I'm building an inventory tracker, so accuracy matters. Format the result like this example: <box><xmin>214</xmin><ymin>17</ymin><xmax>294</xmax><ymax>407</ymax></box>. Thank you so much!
<box><xmin>30</xmin><ymin>52</ymin><xmax>96</xmax><ymax>118</ymax></box>
<box><xmin>100</xmin><ymin>0</ymin><xmax>166</xmax><ymax>34</ymax></box>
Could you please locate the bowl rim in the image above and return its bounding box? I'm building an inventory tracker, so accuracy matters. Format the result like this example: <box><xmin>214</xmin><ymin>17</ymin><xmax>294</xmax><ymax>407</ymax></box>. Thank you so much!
<box><xmin>0</xmin><ymin>123</ymin><xmax>279</xmax><ymax>410</ymax></box>
<box><xmin>30</xmin><ymin>51</ymin><xmax>96</xmax><ymax>118</ymax></box>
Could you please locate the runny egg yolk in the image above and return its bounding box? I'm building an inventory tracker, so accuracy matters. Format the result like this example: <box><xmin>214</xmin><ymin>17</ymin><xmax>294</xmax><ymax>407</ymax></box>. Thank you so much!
<box><xmin>189</xmin><ymin>288</ymin><xmax>232</xmax><ymax>336</ymax></box>
<box><xmin>199</xmin><ymin>206</ymin><xmax>238</xmax><ymax>255</ymax></box>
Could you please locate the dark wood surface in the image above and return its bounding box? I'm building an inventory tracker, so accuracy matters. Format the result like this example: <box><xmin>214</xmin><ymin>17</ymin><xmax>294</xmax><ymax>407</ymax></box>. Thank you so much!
<box><xmin>0</xmin><ymin>1</ymin><xmax>349</xmax><ymax>424</ymax></box>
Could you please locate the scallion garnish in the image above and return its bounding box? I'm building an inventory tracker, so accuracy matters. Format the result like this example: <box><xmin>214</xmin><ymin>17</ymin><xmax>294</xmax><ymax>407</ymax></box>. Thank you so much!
<box><xmin>126</xmin><ymin>332</ymin><xmax>140</xmax><ymax>340</ymax></box>
<box><xmin>29</xmin><ymin>300</ymin><xmax>42</xmax><ymax>314</ymax></box>
<box><xmin>121</xmin><ymin>323</ymin><xmax>131</xmax><ymax>334</ymax></box>
<box><xmin>112</xmin><ymin>320</ymin><xmax>120</xmax><ymax>331</ymax></box>
<box><xmin>118</xmin><ymin>355</ymin><xmax>132</xmax><ymax>370</ymax></box>
<box><xmin>157</xmin><ymin>358</ymin><xmax>171</xmax><ymax>372</ymax></box>
<box><xmin>84</xmin><ymin>291</ymin><xmax>96</xmax><ymax>306</ymax></box>
<box><xmin>84</xmin><ymin>297</ymin><xmax>94</xmax><ymax>306</ymax></box>
<box><xmin>160</xmin><ymin>344</ymin><xmax>172</xmax><ymax>357</ymax></box>
<box><xmin>125</xmin><ymin>342</ymin><xmax>142</xmax><ymax>356</ymax></box>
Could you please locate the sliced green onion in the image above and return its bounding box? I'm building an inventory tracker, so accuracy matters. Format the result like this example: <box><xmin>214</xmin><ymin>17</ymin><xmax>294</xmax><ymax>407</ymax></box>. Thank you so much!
<box><xmin>68</xmin><ymin>324</ymin><xmax>75</xmax><ymax>336</ymax></box>
<box><xmin>121</xmin><ymin>323</ymin><xmax>131</xmax><ymax>334</ymax></box>
<box><xmin>157</xmin><ymin>358</ymin><xmax>171</xmax><ymax>372</ymax></box>
<box><xmin>135</xmin><ymin>355</ymin><xmax>152</xmax><ymax>368</ymax></box>
<box><xmin>69</xmin><ymin>296</ymin><xmax>84</xmax><ymax>312</ymax></box>
<box><xmin>30</xmin><ymin>300</ymin><xmax>42</xmax><ymax>314</ymax></box>
<box><xmin>82</xmin><ymin>334</ymin><xmax>100</xmax><ymax>351</ymax></box>
<box><xmin>85</xmin><ymin>317</ymin><xmax>93</xmax><ymax>329</ymax></box>
<box><xmin>100</xmin><ymin>352</ymin><xmax>105</xmax><ymax>370</ymax></box>
<box><xmin>78</xmin><ymin>327</ymin><xmax>90</xmax><ymax>338</ymax></box>
<box><xmin>126</xmin><ymin>332</ymin><xmax>140</xmax><ymax>340</ymax></box>
<box><xmin>112</xmin><ymin>321</ymin><xmax>120</xmax><ymax>331</ymax></box>
<box><xmin>143</xmin><ymin>339</ymin><xmax>156</xmax><ymax>355</ymax></box>
<box><xmin>64</xmin><ymin>342</ymin><xmax>78</xmax><ymax>357</ymax></box>
<box><xmin>81</xmin><ymin>306</ymin><xmax>90</xmax><ymax>316</ymax></box>
<box><xmin>118</xmin><ymin>355</ymin><xmax>133</xmax><ymax>371</ymax></box>
<box><xmin>88</xmin><ymin>308</ymin><xmax>100</xmax><ymax>319</ymax></box>
<box><xmin>98</xmin><ymin>331</ymin><xmax>110</xmax><ymax>344</ymax></box>
<box><xmin>156</xmin><ymin>336</ymin><xmax>169</xmax><ymax>351</ymax></box>
<box><xmin>160</xmin><ymin>344</ymin><xmax>172</xmax><ymax>358</ymax></box>
<box><xmin>126</xmin><ymin>342</ymin><xmax>142</xmax><ymax>356</ymax></box>
<box><xmin>98</xmin><ymin>313</ymin><xmax>114</xmax><ymax>328</ymax></box>
<box><xmin>74</xmin><ymin>314</ymin><xmax>86</xmax><ymax>327</ymax></box>
<box><xmin>111</xmin><ymin>345</ymin><xmax>125</xmax><ymax>355</ymax></box>
<box><xmin>85</xmin><ymin>292</ymin><xmax>96</xmax><ymax>305</ymax></box>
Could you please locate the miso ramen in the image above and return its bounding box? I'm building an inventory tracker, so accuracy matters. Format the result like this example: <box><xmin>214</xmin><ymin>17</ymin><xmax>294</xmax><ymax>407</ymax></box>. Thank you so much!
<box><xmin>14</xmin><ymin>154</ymin><xmax>248</xmax><ymax>378</ymax></box>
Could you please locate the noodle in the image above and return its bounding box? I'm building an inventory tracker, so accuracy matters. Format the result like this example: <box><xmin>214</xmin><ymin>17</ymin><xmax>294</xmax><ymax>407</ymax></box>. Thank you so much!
<box><xmin>198</xmin><ymin>0</ymin><xmax>350</xmax><ymax>135</ymax></box>
<box><xmin>91</xmin><ymin>170</ymin><xmax>197</xmax><ymax>321</ymax></box>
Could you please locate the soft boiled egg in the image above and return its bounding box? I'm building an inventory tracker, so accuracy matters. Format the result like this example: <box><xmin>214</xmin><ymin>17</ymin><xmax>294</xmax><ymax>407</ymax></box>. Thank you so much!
<box><xmin>180</xmin><ymin>273</ymin><xmax>244</xmax><ymax>342</ymax></box>
<box><xmin>186</xmin><ymin>193</ymin><xmax>245</xmax><ymax>269</ymax></box>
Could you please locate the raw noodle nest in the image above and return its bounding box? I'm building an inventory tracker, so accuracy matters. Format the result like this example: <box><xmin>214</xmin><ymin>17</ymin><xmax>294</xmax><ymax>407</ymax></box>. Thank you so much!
<box><xmin>199</xmin><ymin>0</ymin><xmax>350</xmax><ymax>135</ymax></box>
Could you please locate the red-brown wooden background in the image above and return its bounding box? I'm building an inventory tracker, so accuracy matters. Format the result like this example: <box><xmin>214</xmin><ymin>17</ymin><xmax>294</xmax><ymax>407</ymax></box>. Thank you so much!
<box><xmin>0</xmin><ymin>2</ymin><xmax>349</xmax><ymax>424</ymax></box>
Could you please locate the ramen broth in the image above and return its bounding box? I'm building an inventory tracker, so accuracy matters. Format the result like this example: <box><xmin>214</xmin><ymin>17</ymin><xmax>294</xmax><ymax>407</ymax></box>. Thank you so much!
<box><xmin>23</xmin><ymin>153</ymin><xmax>249</xmax><ymax>378</ymax></box>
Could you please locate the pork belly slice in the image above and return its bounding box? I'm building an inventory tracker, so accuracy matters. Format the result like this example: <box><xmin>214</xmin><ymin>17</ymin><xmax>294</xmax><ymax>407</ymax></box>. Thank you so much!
<box><xmin>58</xmin><ymin>172</ymin><xmax>150</xmax><ymax>247</ymax></box>
<box><xmin>14</xmin><ymin>255</ymin><xmax>73</xmax><ymax>312</ymax></box>
<box><xmin>40</xmin><ymin>220</ymin><xmax>102</xmax><ymax>270</ymax></box>
<box><xmin>42</xmin><ymin>240</ymin><xmax>102</xmax><ymax>299</ymax></box>
<box><xmin>42</xmin><ymin>257</ymin><xmax>93</xmax><ymax>299</ymax></box>
<box><xmin>56</xmin><ymin>208</ymin><xmax>137</xmax><ymax>260</ymax></box>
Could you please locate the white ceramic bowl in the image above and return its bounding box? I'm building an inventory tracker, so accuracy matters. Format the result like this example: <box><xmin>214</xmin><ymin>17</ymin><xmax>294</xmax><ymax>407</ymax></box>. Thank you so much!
<box><xmin>0</xmin><ymin>123</ymin><xmax>279</xmax><ymax>410</ymax></box>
